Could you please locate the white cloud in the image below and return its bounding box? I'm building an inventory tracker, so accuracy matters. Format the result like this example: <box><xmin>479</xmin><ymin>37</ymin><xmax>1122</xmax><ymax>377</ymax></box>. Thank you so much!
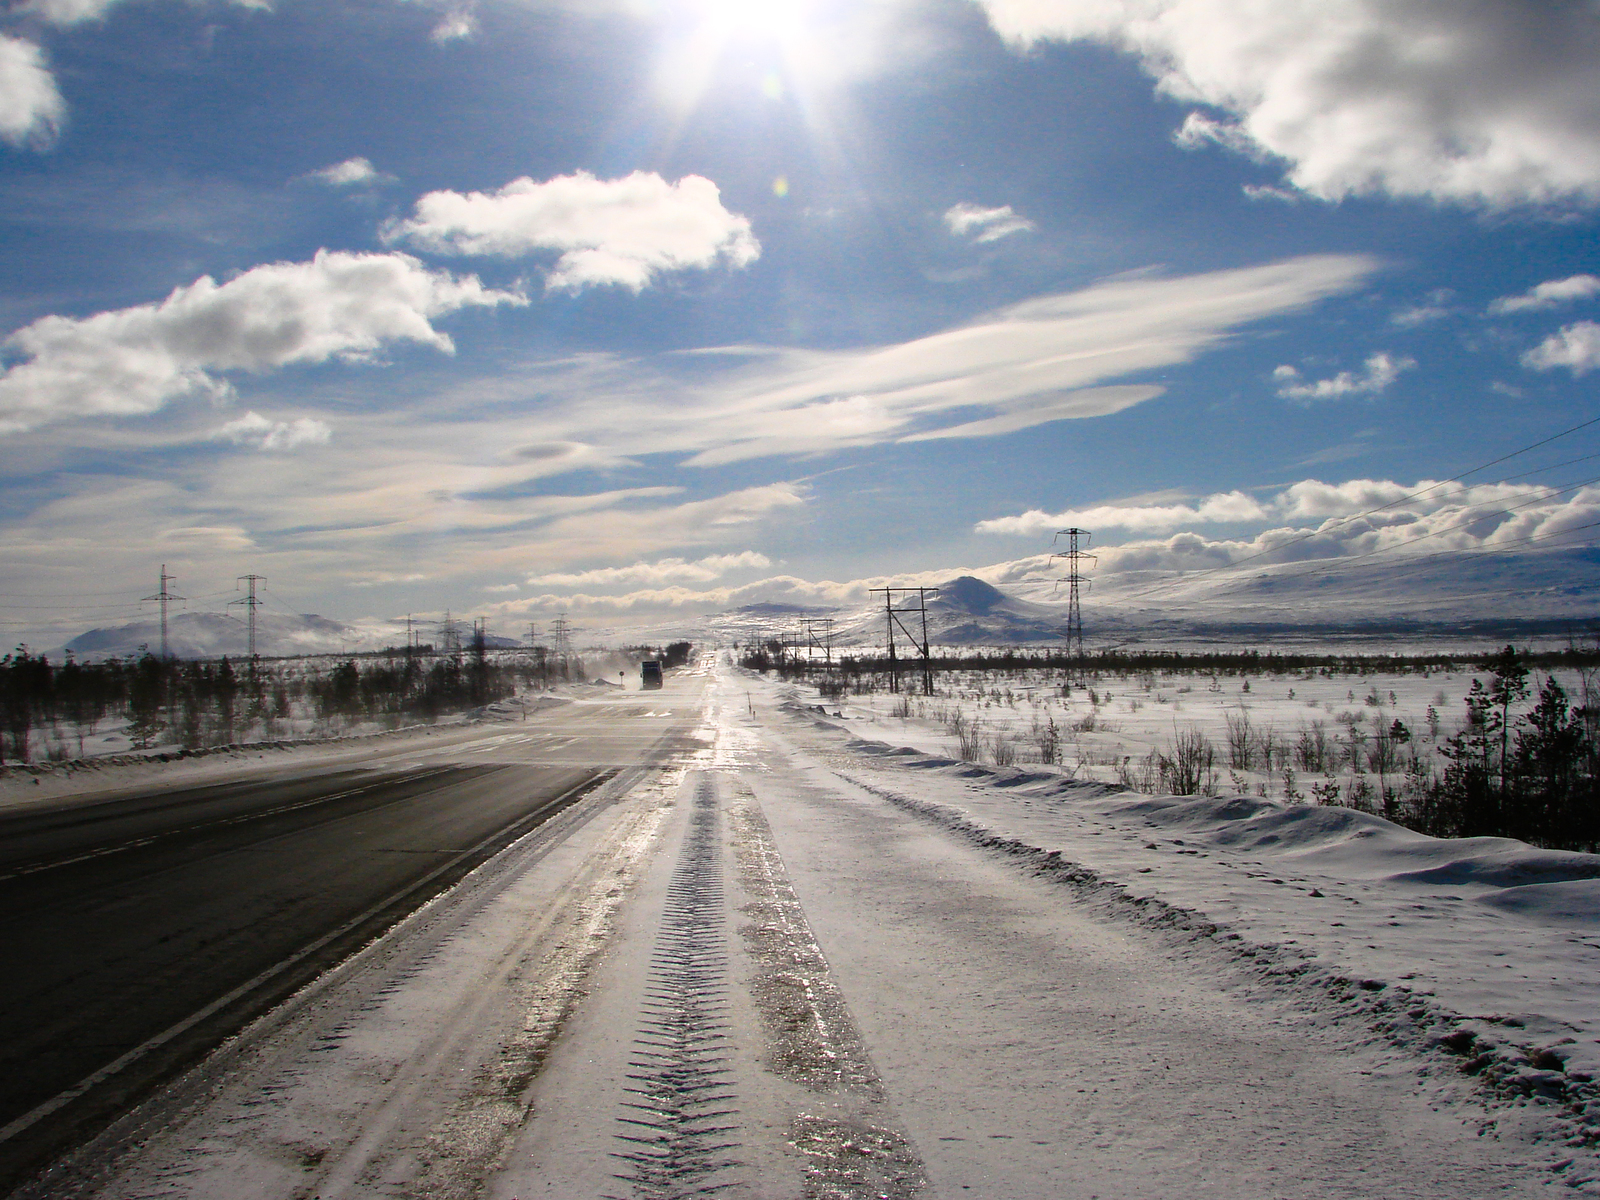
<box><xmin>528</xmin><ymin>550</ymin><xmax>772</xmax><ymax>589</ymax></box>
<box><xmin>651</xmin><ymin>254</ymin><xmax>1378</xmax><ymax>466</ymax></box>
<box><xmin>976</xmin><ymin>0</ymin><xmax>1600</xmax><ymax>208</ymax></box>
<box><xmin>1389</xmin><ymin>305</ymin><xmax>1446</xmax><ymax>328</ymax></box>
<box><xmin>1490</xmin><ymin>275</ymin><xmax>1600</xmax><ymax>315</ymax></box>
<box><xmin>1390</xmin><ymin>292</ymin><xmax>1453</xmax><ymax>327</ymax></box>
<box><xmin>430</xmin><ymin>8</ymin><xmax>477</xmax><ymax>42</ymax></box>
<box><xmin>0</xmin><ymin>250</ymin><xmax>523</xmax><ymax>434</ymax></box>
<box><xmin>0</xmin><ymin>36</ymin><xmax>65</xmax><ymax>150</ymax></box>
<box><xmin>1522</xmin><ymin>321</ymin><xmax>1600</xmax><ymax>376</ymax></box>
<box><xmin>1241</xmin><ymin>184</ymin><xmax>1299</xmax><ymax>204</ymax></box>
<box><xmin>1087</xmin><ymin>482</ymin><xmax>1600</xmax><ymax>576</ymax></box>
<box><xmin>483</xmin><ymin>477</ymin><xmax>1600</xmax><ymax>618</ymax></box>
<box><xmin>383</xmin><ymin>170</ymin><xmax>760</xmax><ymax>291</ymax></box>
<box><xmin>943</xmin><ymin>202</ymin><xmax>1035</xmax><ymax>243</ymax></box>
<box><xmin>1173</xmin><ymin>111</ymin><xmax>1258</xmax><ymax>159</ymax></box>
<box><xmin>1272</xmin><ymin>351</ymin><xmax>1413</xmax><ymax>402</ymax></box>
<box><xmin>213</xmin><ymin>411</ymin><xmax>332</xmax><ymax>451</ymax></box>
<box><xmin>976</xmin><ymin>476</ymin><xmax>1574</xmax><ymax>540</ymax></box>
<box><xmin>305</xmin><ymin>157</ymin><xmax>394</xmax><ymax>188</ymax></box>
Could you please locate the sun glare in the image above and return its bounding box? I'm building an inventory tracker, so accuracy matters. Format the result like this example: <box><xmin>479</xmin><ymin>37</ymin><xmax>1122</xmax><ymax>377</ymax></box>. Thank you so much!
<box><xmin>693</xmin><ymin>0</ymin><xmax>811</xmax><ymax>43</ymax></box>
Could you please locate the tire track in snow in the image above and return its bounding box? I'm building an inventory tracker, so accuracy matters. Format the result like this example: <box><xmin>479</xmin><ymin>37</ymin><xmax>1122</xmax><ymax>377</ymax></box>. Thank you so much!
<box><xmin>609</xmin><ymin>778</ymin><xmax>742</xmax><ymax>1198</ymax></box>
<box><xmin>728</xmin><ymin>790</ymin><xmax>928</xmax><ymax>1200</ymax></box>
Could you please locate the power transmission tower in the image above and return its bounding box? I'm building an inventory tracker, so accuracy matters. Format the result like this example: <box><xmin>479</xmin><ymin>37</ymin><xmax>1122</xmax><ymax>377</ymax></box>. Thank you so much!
<box><xmin>551</xmin><ymin>613</ymin><xmax>571</xmax><ymax>678</ymax></box>
<box><xmin>1051</xmin><ymin>528</ymin><xmax>1096</xmax><ymax>674</ymax></box>
<box><xmin>868</xmin><ymin>587</ymin><xmax>939</xmax><ymax>694</ymax></box>
<box><xmin>230</xmin><ymin>574</ymin><xmax>265</xmax><ymax>662</ymax></box>
<box><xmin>439</xmin><ymin>610</ymin><xmax>460</xmax><ymax>656</ymax></box>
<box><xmin>141</xmin><ymin>564</ymin><xmax>185</xmax><ymax>660</ymax></box>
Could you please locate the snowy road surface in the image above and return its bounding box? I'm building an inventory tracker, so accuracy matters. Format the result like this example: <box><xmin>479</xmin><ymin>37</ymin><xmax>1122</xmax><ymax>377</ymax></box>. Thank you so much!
<box><xmin>18</xmin><ymin>655</ymin><xmax>1597</xmax><ymax>1198</ymax></box>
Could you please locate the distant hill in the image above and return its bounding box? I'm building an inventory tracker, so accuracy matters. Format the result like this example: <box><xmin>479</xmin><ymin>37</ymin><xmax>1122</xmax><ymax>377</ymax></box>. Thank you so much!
<box><xmin>817</xmin><ymin>576</ymin><xmax>1068</xmax><ymax>646</ymax></box>
<box><xmin>59</xmin><ymin>611</ymin><xmax>535</xmax><ymax>661</ymax></box>
<box><xmin>713</xmin><ymin>547</ymin><xmax>1600</xmax><ymax>649</ymax></box>
<box><xmin>62</xmin><ymin>612</ymin><xmax>372</xmax><ymax>660</ymax></box>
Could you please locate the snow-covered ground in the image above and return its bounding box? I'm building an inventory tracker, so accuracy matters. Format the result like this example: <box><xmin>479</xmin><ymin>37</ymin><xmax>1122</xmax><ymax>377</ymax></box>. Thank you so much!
<box><xmin>810</xmin><ymin>659</ymin><xmax>1596</xmax><ymax>804</ymax></box>
<box><xmin>38</xmin><ymin>652</ymin><xmax>1600</xmax><ymax>1199</ymax></box>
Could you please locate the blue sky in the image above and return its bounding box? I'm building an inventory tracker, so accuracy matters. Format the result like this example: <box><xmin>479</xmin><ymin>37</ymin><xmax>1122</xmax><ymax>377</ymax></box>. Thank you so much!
<box><xmin>2</xmin><ymin>0</ymin><xmax>1599</xmax><ymax>644</ymax></box>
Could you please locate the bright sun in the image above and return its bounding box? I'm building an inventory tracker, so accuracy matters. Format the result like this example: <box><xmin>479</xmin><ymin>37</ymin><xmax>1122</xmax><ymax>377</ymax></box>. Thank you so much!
<box><xmin>692</xmin><ymin>0</ymin><xmax>811</xmax><ymax>39</ymax></box>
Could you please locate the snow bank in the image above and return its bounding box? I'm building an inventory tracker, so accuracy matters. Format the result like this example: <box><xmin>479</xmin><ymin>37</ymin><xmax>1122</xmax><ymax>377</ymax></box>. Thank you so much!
<box><xmin>801</xmin><ymin>724</ymin><xmax>1600</xmax><ymax>1189</ymax></box>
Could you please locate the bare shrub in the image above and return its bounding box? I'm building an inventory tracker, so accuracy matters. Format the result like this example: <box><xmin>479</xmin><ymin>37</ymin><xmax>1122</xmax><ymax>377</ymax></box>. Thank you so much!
<box><xmin>990</xmin><ymin>733</ymin><xmax>1018</xmax><ymax>767</ymax></box>
<box><xmin>1118</xmin><ymin>751</ymin><xmax>1162</xmax><ymax>793</ymax></box>
<box><xmin>1158</xmin><ymin>728</ymin><xmax>1217</xmax><ymax>795</ymax></box>
<box><xmin>1255</xmin><ymin>727</ymin><xmax>1279</xmax><ymax>773</ymax></box>
<box><xmin>956</xmin><ymin>719</ymin><xmax>985</xmax><ymax>761</ymax></box>
<box><xmin>1294</xmin><ymin>722</ymin><xmax>1331</xmax><ymax>773</ymax></box>
<box><xmin>1225</xmin><ymin>709</ymin><xmax>1255</xmax><ymax>770</ymax></box>
<box><xmin>1030</xmin><ymin>714</ymin><xmax>1060</xmax><ymax>764</ymax></box>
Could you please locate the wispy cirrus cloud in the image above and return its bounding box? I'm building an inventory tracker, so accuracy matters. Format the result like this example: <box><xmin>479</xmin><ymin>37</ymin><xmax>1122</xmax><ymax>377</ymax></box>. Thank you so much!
<box><xmin>383</xmin><ymin>170</ymin><xmax>760</xmax><ymax>291</ymax></box>
<box><xmin>943</xmin><ymin>202</ymin><xmax>1035</xmax><ymax>243</ymax></box>
<box><xmin>976</xmin><ymin>0</ymin><xmax>1600</xmax><ymax>209</ymax></box>
<box><xmin>526</xmin><ymin>254</ymin><xmax>1375</xmax><ymax>468</ymax></box>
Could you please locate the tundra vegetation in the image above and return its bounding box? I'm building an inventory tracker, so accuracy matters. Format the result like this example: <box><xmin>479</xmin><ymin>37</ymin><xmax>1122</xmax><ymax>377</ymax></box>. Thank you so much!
<box><xmin>740</xmin><ymin>641</ymin><xmax>1600</xmax><ymax>853</ymax></box>
<box><xmin>0</xmin><ymin>638</ymin><xmax>685</xmax><ymax>764</ymax></box>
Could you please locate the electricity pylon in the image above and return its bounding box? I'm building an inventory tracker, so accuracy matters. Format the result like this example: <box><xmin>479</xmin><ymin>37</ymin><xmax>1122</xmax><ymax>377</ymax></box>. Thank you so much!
<box><xmin>1052</xmin><ymin>528</ymin><xmax>1095</xmax><ymax>674</ymax></box>
<box><xmin>141</xmin><ymin>565</ymin><xmax>185</xmax><ymax>659</ymax></box>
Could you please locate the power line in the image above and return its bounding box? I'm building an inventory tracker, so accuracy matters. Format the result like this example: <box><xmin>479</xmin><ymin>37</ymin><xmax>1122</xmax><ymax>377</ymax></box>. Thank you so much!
<box><xmin>0</xmin><ymin>602</ymin><xmax>146</xmax><ymax>612</ymax></box>
<box><xmin>0</xmin><ymin>589</ymin><xmax>144</xmax><ymax>600</ymax></box>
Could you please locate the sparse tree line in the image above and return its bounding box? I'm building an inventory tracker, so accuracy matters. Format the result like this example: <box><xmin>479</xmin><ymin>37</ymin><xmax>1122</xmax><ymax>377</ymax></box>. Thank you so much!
<box><xmin>743</xmin><ymin>643</ymin><xmax>1600</xmax><ymax>852</ymax></box>
<box><xmin>741</xmin><ymin>640</ymin><xmax>1600</xmax><ymax>681</ymax></box>
<box><xmin>0</xmin><ymin>640</ymin><xmax>590</xmax><ymax>764</ymax></box>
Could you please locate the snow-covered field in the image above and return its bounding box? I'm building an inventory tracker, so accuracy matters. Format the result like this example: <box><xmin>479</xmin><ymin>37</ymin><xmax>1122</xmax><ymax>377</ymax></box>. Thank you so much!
<box><xmin>38</xmin><ymin>652</ymin><xmax>1600</xmax><ymax>1198</ymax></box>
<box><xmin>803</xmin><ymin>658</ymin><xmax>1595</xmax><ymax>806</ymax></box>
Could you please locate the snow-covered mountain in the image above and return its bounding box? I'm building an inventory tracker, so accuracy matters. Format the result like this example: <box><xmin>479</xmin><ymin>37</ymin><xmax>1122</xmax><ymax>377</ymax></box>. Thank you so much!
<box><xmin>1078</xmin><ymin>545</ymin><xmax>1600</xmax><ymax>642</ymax></box>
<box><xmin>829</xmin><ymin>576</ymin><xmax>1070</xmax><ymax>645</ymax></box>
<box><xmin>713</xmin><ymin>546</ymin><xmax>1600</xmax><ymax>649</ymax></box>
<box><xmin>59</xmin><ymin>612</ymin><xmax>401</xmax><ymax>661</ymax></box>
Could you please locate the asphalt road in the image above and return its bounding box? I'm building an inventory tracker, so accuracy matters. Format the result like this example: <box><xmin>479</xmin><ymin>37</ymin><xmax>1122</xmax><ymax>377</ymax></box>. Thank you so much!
<box><xmin>0</xmin><ymin>682</ymin><xmax>703</xmax><ymax>1194</ymax></box>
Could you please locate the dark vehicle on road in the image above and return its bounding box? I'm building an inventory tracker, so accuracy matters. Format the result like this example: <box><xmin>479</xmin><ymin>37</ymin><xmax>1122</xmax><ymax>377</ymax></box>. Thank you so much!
<box><xmin>641</xmin><ymin>660</ymin><xmax>663</xmax><ymax>689</ymax></box>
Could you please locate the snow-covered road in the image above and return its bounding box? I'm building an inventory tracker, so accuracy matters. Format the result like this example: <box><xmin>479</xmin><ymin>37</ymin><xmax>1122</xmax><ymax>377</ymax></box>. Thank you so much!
<box><xmin>42</xmin><ymin>654</ymin><xmax>1597</xmax><ymax>1199</ymax></box>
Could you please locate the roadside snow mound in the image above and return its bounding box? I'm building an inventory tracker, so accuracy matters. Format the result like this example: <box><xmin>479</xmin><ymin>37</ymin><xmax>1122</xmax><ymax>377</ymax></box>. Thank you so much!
<box><xmin>1479</xmin><ymin>878</ymin><xmax>1600</xmax><ymax>925</ymax></box>
<box><xmin>845</xmin><ymin>737</ymin><xmax>1600</xmax><ymax>927</ymax></box>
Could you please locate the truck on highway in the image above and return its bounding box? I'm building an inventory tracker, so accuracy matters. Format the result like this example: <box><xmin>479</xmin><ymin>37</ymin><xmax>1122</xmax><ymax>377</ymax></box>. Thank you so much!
<box><xmin>640</xmin><ymin>660</ymin><xmax>663</xmax><ymax>689</ymax></box>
